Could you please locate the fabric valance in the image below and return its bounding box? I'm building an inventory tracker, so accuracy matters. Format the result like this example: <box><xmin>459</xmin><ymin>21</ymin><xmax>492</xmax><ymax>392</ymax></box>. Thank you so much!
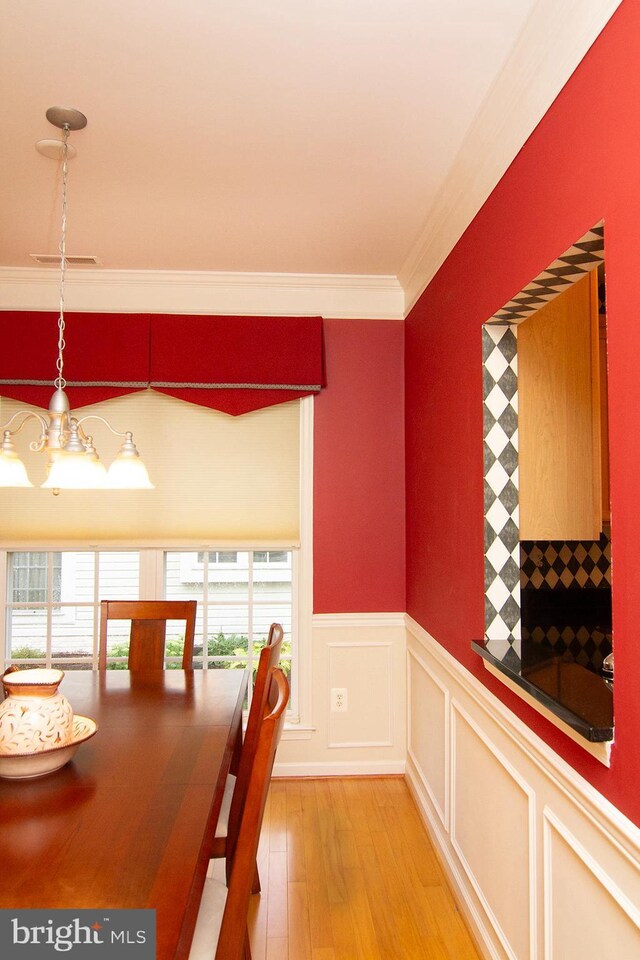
<box><xmin>149</xmin><ymin>314</ymin><xmax>325</xmax><ymax>415</ymax></box>
<box><xmin>0</xmin><ymin>312</ymin><xmax>150</xmax><ymax>409</ymax></box>
<box><xmin>0</xmin><ymin>312</ymin><xmax>325</xmax><ymax>415</ymax></box>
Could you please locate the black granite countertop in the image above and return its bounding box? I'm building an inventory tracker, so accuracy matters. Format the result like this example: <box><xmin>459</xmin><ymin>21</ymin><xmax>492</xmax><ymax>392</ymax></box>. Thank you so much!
<box><xmin>472</xmin><ymin>641</ymin><xmax>613</xmax><ymax>742</ymax></box>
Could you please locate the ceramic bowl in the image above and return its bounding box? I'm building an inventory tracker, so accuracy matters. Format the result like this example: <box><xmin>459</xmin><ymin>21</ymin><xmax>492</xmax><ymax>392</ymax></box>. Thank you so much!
<box><xmin>0</xmin><ymin>715</ymin><xmax>97</xmax><ymax>780</ymax></box>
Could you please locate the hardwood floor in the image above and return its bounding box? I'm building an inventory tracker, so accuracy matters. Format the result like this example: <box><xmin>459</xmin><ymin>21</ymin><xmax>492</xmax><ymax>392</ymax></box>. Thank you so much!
<box><xmin>240</xmin><ymin>777</ymin><xmax>482</xmax><ymax>960</ymax></box>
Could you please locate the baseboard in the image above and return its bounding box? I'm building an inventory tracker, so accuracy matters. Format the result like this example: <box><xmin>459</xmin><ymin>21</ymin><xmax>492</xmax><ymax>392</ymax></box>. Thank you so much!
<box><xmin>406</xmin><ymin>759</ymin><xmax>498</xmax><ymax>960</ymax></box>
<box><xmin>273</xmin><ymin>759</ymin><xmax>405</xmax><ymax>778</ymax></box>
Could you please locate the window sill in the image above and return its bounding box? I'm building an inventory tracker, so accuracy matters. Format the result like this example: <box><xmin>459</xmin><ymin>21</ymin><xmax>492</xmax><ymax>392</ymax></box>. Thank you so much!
<box><xmin>282</xmin><ymin>725</ymin><xmax>315</xmax><ymax>741</ymax></box>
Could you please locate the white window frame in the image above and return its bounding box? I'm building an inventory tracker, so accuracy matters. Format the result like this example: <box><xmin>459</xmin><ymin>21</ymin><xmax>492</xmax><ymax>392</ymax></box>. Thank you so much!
<box><xmin>0</xmin><ymin>396</ymin><xmax>314</xmax><ymax>733</ymax></box>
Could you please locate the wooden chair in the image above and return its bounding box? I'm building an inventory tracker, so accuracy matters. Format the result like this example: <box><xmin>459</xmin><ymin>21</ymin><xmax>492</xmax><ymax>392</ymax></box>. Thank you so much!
<box><xmin>98</xmin><ymin>600</ymin><xmax>197</xmax><ymax>670</ymax></box>
<box><xmin>210</xmin><ymin>623</ymin><xmax>284</xmax><ymax>888</ymax></box>
<box><xmin>189</xmin><ymin>667</ymin><xmax>290</xmax><ymax>960</ymax></box>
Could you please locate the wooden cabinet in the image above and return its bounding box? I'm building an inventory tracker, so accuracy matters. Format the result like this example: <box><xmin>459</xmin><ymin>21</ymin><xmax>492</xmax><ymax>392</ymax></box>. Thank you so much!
<box><xmin>518</xmin><ymin>269</ymin><xmax>607</xmax><ymax>541</ymax></box>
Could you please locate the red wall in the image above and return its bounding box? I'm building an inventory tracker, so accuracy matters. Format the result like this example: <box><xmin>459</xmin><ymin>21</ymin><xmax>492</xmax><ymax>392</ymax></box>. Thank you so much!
<box><xmin>406</xmin><ymin>0</ymin><xmax>640</xmax><ymax>826</ymax></box>
<box><xmin>314</xmin><ymin>319</ymin><xmax>405</xmax><ymax>613</ymax></box>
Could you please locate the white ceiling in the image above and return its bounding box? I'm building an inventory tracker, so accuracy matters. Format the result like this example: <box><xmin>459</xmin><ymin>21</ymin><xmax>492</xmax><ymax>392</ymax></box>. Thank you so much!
<box><xmin>0</xmin><ymin>1</ymin><xmax>622</xmax><ymax>314</ymax></box>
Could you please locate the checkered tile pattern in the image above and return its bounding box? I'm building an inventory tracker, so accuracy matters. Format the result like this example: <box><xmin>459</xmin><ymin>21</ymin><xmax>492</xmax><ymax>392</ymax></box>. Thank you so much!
<box><xmin>486</xmin><ymin>223</ymin><xmax>604</xmax><ymax>326</ymax></box>
<box><xmin>522</xmin><ymin>624</ymin><xmax>612</xmax><ymax>673</ymax></box>
<box><xmin>483</xmin><ymin>324</ymin><xmax>521</xmax><ymax>669</ymax></box>
<box><xmin>520</xmin><ymin>533</ymin><xmax>611</xmax><ymax>589</ymax></box>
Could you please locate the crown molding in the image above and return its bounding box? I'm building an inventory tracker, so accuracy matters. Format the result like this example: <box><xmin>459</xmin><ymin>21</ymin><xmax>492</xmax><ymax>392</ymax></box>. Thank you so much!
<box><xmin>0</xmin><ymin>267</ymin><xmax>404</xmax><ymax>320</ymax></box>
<box><xmin>399</xmin><ymin>0</ymin><xmax>623</xmax><ymax>315</ymax></box>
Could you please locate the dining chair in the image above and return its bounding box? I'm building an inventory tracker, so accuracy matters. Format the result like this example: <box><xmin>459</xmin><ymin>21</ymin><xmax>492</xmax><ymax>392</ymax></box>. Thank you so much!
<box><xmin>210</xmin><ymin>623</ymin><xmax>284</xmax><ymax>889</ymax></box>
<box><xmin>98</xmin><ymin>599</ymin><xmax>197</xmax><ymax>669</ymax></box>
<box><xmin>189</xmin><ymin>667</ymin><xmax>290</xmax><ymax>960</ymax></box>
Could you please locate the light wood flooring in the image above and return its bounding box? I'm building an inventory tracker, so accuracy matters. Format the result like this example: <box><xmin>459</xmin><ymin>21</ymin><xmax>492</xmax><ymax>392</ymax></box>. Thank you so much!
<box><xmin>244</xmin><ymin>777</ymin><xmax>482</xmax><ymax>960</ymax></box>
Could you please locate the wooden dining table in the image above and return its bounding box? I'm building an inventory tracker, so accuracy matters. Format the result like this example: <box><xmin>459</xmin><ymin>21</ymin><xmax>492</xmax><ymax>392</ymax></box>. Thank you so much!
<box><xmin>0</xmin><ymin>668</ymin><xmax>248</xmax><ymax>960</ymax></box>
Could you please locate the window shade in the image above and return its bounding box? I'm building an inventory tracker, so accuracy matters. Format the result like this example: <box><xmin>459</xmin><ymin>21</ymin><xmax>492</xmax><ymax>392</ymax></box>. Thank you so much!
<box><xmin>0</xmin><ymin>312</ymin><xmax>150</xmax><ymax>408</ymax></box>
<box><xmin>0</xmin><ymin>391</ymin><xmax>300</xmax><ymax>542</ymax></box>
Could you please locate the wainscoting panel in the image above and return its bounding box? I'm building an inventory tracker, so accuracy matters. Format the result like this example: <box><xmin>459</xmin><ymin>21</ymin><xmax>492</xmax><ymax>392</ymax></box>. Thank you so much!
<box><xmin>407</xmin><ymin>648</ymin><xmax>449</xmax><ymax>827</ymax></box>
<box><xmin>543</xmin><ymin>809</ymin><xmax>640</xmax><ymax>960</ymax></box>
<box><xmin>406</xmin><ymin>616</ymin><xmax>640</xmax><ymax>960</ymax></box>
<box><xmin>451</xmin><ymin>701</ymin><xmax>535</xmax><ymax>960</ymax></box>
<box><xmin>275</xmin><ymin>614</ymin><xmax>406</xmax><ymax>776</ymax></box>
<box><xmin>328</xmin><ymin>640</ymin><xmax>393</xmax><ymax>747</ymax></box>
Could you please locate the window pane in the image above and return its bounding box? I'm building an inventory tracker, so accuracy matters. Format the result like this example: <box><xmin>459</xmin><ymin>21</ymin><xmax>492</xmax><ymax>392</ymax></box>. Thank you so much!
<box><xmin>9</xmin><ymin>607</ymin><xmax>47</xmax><ymax>658</ymax></box>
<box><xmin>167</xmin><ymin>552</ymin><xmax>251</xmax><ymax>620</ymax></box>
<box><xmin>253</xmin><ymin>606</ymin><xmax>292</xmax><ymax>640</ymax></box>
<box><xmin>52</xmin><ymin>660</ymin><xmax>93</xmax><ymax>671</ymax></box>
<box><xmin>102</xmin><ymin>619</ymin><xmax>132</xmax><ymax>661</ymax></box>
<box><xmin>207</xmin><ymin>657</ymin><xmax>247</xmax><ymax>672</ymax></box>
<box><xmin>10</xmin><ymin>552</ymin><xmax>53</xmax><ymax>604</ymax></box>
<box><xmin>98</xmin><ymin>552</ymin><xmax>139</xmax><ymax>599</ymax></box>
<box><xmin>51</xmin><ymin>606</ymin><xmax>95</xmax><ymax>659</ymax></box>
<box><xmin>208</xmin><ymin>553</ymin><xmax>249</xmax><ymax>597</ymax></box>
<box><xmin>60</xmin><ymin>553</ymin><xmax>94</xmax><ymax>603</ymax></box>
<box><xmin>207</xmin><ymin>629</ymin><xmax>249</xmax><ymax>658</ymax></box>
<box><xmin>270</xmin><ymin>551</ymin><xmax>288</xmax><ymax>562</ymax></box>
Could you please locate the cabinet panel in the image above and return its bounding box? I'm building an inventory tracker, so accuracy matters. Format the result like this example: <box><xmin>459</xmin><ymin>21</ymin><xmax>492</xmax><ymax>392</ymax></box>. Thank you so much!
<box><xmin>599</xmin><ymin>314</ymin><xmax>610</xmax><ymax>524</ymax></box>
<box><xmin>518</xmin><ymin>271</ymin><xmax>601</xmax><ymax>541</ymax></box>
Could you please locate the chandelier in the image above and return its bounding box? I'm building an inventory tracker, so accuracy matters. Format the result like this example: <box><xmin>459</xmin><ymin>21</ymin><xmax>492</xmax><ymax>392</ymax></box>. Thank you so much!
<box><xmin>0</xmin><ymin>107</ymin><xmax>153</xmax><ymax>494</ymax></box>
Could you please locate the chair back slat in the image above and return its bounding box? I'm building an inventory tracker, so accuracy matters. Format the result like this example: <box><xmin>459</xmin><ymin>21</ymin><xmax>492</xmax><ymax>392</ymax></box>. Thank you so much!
<box><xmin>224</xmin><ymin>623</ymin><xmax>283</xmax><ymax>862</ymax></box>
<box><xmin>216</xmin><ymin>668</ymin><xmax>289</xmax><ymax>960</ymax></box>
<box><xmin>99</xmin><ymin>600</ymin><xmax>197</xmax><ymax>669</ymax></box>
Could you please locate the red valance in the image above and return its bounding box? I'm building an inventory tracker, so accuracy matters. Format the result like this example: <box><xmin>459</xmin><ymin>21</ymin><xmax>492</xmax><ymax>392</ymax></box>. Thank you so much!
<box><xmin>1</xmin><ymin>312</ymin><xmax>325</xmax><ymax>415</ymax></box>
<box><xmin>0</xmin><ymin>312</ymin><xmax>150</xmax><ymax>409</ymax></box>
<box><xmin>150</xmin><ymin>314</ymin><xmax>326</xmax><ymax>415</ymax></box>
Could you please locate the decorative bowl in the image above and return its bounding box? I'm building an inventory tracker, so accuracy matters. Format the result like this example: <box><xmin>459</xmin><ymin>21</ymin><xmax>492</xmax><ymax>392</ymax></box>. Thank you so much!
<box><xmin>0</xmin><ymin>715</ymin><xmax>97</xmax><ymax>780</ymax></box>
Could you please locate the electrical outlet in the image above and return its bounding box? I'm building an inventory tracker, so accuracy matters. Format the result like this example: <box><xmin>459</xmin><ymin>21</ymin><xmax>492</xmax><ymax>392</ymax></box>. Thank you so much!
<box><xmin>331</xmin><ymin>687</ymin><xmax>348</xmax><ymax>712</ymax></box>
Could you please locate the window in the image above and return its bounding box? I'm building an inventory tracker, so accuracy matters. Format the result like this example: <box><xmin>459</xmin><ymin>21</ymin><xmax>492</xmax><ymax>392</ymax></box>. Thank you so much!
<box><xmin>10</xmin><ymin>552</ymin><xmax>61</xmax><ymax>604</ymax></box>
<box><xmin>197</xmin><ymin>551</ymin><xmax>239</xmax><ymax>564</ymax></box>
<box><xmin>0</xmin><ymin>548</ymin><xmax>297</xmax><ymax>715</ymax></box>
<box><xmin>0</xmin><ymin>395</ymin><xmax>313</xmax><ymax>728</ymax></box>
<box><xmin>253</xmin><ymin>551</ymin><xmax>288</xmax><ymax>563</ymax></box>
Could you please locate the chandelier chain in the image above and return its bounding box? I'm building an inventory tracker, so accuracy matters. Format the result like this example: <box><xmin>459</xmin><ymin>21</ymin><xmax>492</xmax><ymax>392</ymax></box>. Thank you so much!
<box><xmin>55</xmin><ymin>123</ymin><xmax>70</xmax><ymax>391</ymax></box>
<box><xmin>0</xmin><ymin>106</ymin><xmax>152</xmax><ymax>491</ymax></box>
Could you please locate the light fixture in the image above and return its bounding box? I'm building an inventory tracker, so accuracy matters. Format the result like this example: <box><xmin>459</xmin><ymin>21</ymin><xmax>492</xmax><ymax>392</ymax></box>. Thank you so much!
<box><xmin>0</xmin><ymin>107</ymin><xmax>153</xmax><ymax>494</ymax></box>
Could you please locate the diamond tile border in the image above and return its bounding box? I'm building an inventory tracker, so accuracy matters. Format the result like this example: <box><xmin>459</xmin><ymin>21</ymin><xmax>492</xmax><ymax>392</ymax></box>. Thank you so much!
<box><xmin>483</xmin><ymin>324</ymin><xmax>521</xmax><ymax>663</ymax></box>
<box><xmin>482</xmin><ymin>223</ymin><xmax>606</xmax><ymax>669</ymax></box>
<box><xmin>486</xmin><ymin>222</ymin><xmax>604</xmax><ymax>325</ymax></box>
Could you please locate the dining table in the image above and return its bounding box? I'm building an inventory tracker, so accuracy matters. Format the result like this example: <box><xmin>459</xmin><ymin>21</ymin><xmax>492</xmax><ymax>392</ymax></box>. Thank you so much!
<box><xmin>0</xmin><ymin>667</ymin><xmax>248</xmax><ymax>960</ymax></box>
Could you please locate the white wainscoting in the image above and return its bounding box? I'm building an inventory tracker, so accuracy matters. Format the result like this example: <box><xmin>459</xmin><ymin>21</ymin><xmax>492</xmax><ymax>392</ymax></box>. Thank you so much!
<box><xmin>406</xmin><ymin>617</ymin><xmax>640</xmax><ymax>960</ymax></box>
<box><xmin>274</xmin><ymin>612</ymin><xmax>407</xmax><ymax>777</ymax></box>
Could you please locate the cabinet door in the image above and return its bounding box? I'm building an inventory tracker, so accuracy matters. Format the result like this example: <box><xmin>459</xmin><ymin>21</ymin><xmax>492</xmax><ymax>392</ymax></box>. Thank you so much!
<box><xmin>518</xmin><ymin>270</ymin><xmax>601</xmax><ymax>541</ymax></box>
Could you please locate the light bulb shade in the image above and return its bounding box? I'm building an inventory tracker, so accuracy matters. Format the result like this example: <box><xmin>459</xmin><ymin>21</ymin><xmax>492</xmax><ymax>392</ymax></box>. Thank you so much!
<box><xmin>0</xmin><ymin>448</ymin><xmax>33</xmax><ymax>488</ymax></box>
<box><xmin>106</xmin><ymin>453</ymin><xmax>154</xmax><ymax>489</ymax></box>
<box><xmin>41</xmin><ymin>451</ymin><xmax>107</xmax><ymax>490</ymax></box>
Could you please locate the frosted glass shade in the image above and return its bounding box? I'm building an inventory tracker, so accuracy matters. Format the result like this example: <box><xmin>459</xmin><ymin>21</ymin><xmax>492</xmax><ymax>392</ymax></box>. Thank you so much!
<box><xmin>42</xmin><ymin>451</ymin><xmax>107</xmax><ymax>490</ymax></box>
<box><xmin>106</xmin><ymin>454</ymin><xmax>154</xmax><ymax>490</ymax></box>
<box><xmin>0</xmin><ymin>449</ymin><xmax>33</xmax><ymax>488</ymax></box>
